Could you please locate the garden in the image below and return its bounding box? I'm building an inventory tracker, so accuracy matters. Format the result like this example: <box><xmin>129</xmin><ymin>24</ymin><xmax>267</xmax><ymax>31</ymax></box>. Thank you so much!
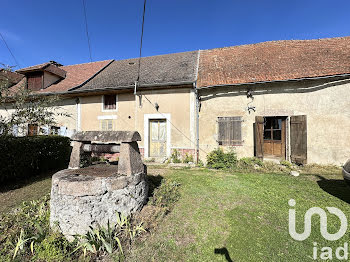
<box><xmin>1</xmin><ymin>147</ymin><xmax>348</xmax><ymax>261</ymax></box>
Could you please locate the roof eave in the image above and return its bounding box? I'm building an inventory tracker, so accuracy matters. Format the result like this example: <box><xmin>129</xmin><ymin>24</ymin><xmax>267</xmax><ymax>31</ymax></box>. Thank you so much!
<box><xmin>197</xmin><ymin>73</ymin><xmax>350</xmax><ymax>90</ymax></box>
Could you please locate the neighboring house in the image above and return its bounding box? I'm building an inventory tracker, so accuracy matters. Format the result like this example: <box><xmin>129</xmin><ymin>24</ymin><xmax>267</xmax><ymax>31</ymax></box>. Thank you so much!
<box><xmin>2</xmin><ymin>60</ymin><xmax>113</xmax><ymax>136</ymax></box>
<box><xmin>197</xmin><ymin>37</ymin><xmax>350</xmax><ymax>165</ymax></box>
<box><xmin>2</xmin><ymin>36</ymin><xmax>350</xmax><ymax>165</ymax></box>
<box><xmin>66</xmin><ymin>51</ymin><xmax>199</xmax><ymax>159</ymax></box>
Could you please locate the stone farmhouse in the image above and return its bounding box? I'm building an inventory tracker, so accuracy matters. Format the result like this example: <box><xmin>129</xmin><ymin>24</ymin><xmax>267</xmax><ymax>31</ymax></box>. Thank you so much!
<box><xmin>2</xmin><ymin>36</ymin><xmax>350</xmax><ymax>165</ymax></box>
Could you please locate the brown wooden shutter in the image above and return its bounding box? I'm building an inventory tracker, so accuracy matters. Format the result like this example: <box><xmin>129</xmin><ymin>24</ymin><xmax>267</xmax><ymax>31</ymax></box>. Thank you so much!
<box><xmin>27</xmin><ymin>73</ymin><xmax>43</xmax><ymax>91</ymax></box>
<box><xmin>255</xmin><ymin>116</ymin><xmax>264</xmax><ymax>159</ymax></box>
<box><xmin>218</xmin><ymin>118</ymin><xmax>226</xmax><ymax>145</ymax></box>
<box><xmin>218</xmin><ymin>117</ymin><xmax>242</xmax><ymax>145</ymax></box>
<box><xmin>290</xmin><ymin>115</ymin><xmax>307</xmax><ymax>165</ymax></box>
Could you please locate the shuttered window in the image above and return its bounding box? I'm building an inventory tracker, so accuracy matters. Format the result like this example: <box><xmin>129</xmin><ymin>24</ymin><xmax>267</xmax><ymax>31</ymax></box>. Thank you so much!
<box><xmin>103</xmin><ymin>95</ymin><xmax>117</xmax><ymax>110</ymax></box>
<box><xmin>27</xmin><ymin>73</ymin><xmax>43</xmax><ymax>91</ymax></box>
<box><xmin>217</xmin><ymin>117</ymin><xmax>243</xmax><ymax>146</ymax></box>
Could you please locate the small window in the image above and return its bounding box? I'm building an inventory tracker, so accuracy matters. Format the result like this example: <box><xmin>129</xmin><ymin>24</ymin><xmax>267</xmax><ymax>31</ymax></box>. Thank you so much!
<box><xmin>217</xmin><ymin>117</ymin><xmax>243</xmax><ymax>146</ymax></box>
<box><xmin>101</xmin><ymin>119</ymin><xmax>114</xmax><ymax>131</ymax></box>
<box><xmin>50</xmin><ymin>126</ymin><xmax>60</xmax><ymax>135</ymax></box>
<box><xmin>27</xmin><ymin>72</ymin><xmax>43</xmax><ymax>91</ymax></box>
<box><xmin>103</xmin><ymin>95</ymin><xmax>117</xmax><ymax>111</ymax></box>
<box><xmin>263</xmin><ymin>117</ymin><xmax>282</xmax><ymax>141</ymax></box>
<box><xmin>28</xmin><ymin>124</ymin><xmax>38</xmax><ymax>136</ymax></box>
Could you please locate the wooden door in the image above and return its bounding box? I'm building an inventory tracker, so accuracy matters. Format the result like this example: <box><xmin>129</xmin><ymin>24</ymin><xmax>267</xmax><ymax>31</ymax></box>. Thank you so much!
<box><xmin>149</xmin><ymin>119</ymin><xmax>167</xmax><ymax>157</ymax></box>
<box><xmin>263</xmin><ymin>117</ymin><xmax>286</xmax><ymax>158</ymax></box>
<box><xmin>290</xmin><ymin>115</ymin><xmax>307</xmax><ymax>164</ymax></box>
<box><xmin>255</xmin><ymin>116</ymin><xmax>264</xmax><ymax>158</ymax></box>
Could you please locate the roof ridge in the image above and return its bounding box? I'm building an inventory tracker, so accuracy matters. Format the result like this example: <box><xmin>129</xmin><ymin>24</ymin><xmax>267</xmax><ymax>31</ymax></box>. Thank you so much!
<box><xmin>204</xmin><ymin>36</ymin><xmax>350</xmax><ymax>52</ymax></box>
<box><xmin>61</xmin><ymin>59</ymin><xmax>114</xmax><ymax>68</ymax></box>
<box><xmin>113</xmin><ymin>50</ymin><xmax>198</xmax><ymax>62</ymax></box>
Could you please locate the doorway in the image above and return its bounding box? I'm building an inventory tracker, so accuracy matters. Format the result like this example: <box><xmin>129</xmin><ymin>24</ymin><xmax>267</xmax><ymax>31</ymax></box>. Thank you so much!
<box><xmin>263</xmin><ymin>117</ymin><xmax>286</xmax><ymax>159</ymax></box>
<box><xmin>149</xmin><ymin>119</ymin><xmax>167</xmax><ymax>157</ymax></box>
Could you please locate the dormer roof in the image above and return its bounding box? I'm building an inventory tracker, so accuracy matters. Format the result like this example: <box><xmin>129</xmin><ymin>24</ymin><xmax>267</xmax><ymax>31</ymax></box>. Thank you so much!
<box><xmin>16</xmin><ymin>61</ymin><xmax>66</xmax><ymax>78</ymax></box>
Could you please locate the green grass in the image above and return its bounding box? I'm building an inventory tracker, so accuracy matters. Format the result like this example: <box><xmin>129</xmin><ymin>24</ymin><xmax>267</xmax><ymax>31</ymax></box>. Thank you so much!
<box><xmin>0</xmin><ymin>172</ymin><xmax>53</xmax><ymax>214</ymax></box>
<box><xmin>129</xmin><ymin>167</ymin><xmax>350</xmax><ymax>262</ymax></box>
<box><xmin>1</xmin><ymin>166</ymin><xmax>349</xmax><ymax>261</ymax></box>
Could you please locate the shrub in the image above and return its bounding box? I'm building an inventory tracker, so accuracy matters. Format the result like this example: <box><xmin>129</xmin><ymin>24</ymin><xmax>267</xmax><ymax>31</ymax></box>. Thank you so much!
<box><xmin>170</xmin><ymin>149</ymin><xmax>181</xmax><ymax>163</ymax></box>
<box><xmin>0</xmin><ymin>135</ymin><xmax>71</xmax><ymax>183</ymax></box>
<box><xmin>149</xmin><ymin>179</ymin><xmax>181</xmax><ymax>211</ymax></box>
<box><xmin>280</xmin><ymin>160</ymin><xmax>293</xmax><ymax>169</ymax></box>
<box><xmin>182</xmin><ymin>153</ymin><xmax>194</xmax><ymax>163</ymax></box>
<box><xmin>239</xmin><ymin>157</ymin><xmax>264</xmax><ymax>168</ymax></box>
<box><xmin>206</xmin><ymin>148</ymin><xmax>238</xmax><ymax>169</ymax></box>
<box><xmin>33</xmin><ymin>232</ymin><xmax>72</xmax><ymax>262</ymax></box>
<box><xmin>197</xmin><ymin>159</ymin><xmax>204</xmax><ymax>167</ymax></box>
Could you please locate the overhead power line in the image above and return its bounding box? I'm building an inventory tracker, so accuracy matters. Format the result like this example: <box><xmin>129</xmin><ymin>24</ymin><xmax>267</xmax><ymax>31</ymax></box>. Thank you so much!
<box><xmin>136</xmin><ymin>0</ymin><xmax>147</xmax><ymax>83</ymax></box>
<box><xmin>143</xmin><ymin>94</ymin><xmax>209</xmax><ymax>155</ymax></box>
<box><xmin>0</xmin><ymin>32</ymin><xmax>21</xmax><ymax>69</ymax></box>
<box><xmin>82</xmin><ymin>0</ymin><xmax>93</xmax><ymax>62</ymax></box>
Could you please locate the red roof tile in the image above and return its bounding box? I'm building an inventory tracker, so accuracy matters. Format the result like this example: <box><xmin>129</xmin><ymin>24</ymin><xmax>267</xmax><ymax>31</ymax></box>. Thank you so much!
<box><xmin>11</xmin><ymin>60</ymin><xmax>113</xmax><ymax>93</ymax></box>
<box><xmin>197</xmin><ymin>37</ymin><xmax>350</xmax><ymax>87</ymax></box>
<box><xmin>17</xmin><ymin>62</ymin><xmax>67</xmax><ymax>78</ymax></box>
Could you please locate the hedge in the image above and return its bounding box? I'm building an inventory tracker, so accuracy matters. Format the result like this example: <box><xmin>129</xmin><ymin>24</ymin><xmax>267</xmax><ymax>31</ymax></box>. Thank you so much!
<box><xmin>0</xmin><ymin>135</ymin><xmax>71</xmax><ymax>183</ymax></box>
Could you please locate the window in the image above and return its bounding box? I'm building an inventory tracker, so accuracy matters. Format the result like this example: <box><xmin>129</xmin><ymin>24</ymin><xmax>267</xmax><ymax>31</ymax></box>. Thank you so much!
<box><xmin>101</xmin><ymin>119</ymin><xmax>114</xmax><ymax>131</ymax></box>
<box><xmin>50</xmin><ymin>126</ymin><xmax>60</xmax><ymax>135</ymax></box>
<box><xmin>28</xmin><ymin>124</ymin><xmax>38</xmax><ymax>136</ymax></box>
<box><xmin>263</xmin><ymin>117</ymin><xmax>282</xmax><ymax>141</ymax></box>
<box><xmin>103</xmin><ymin>95</ymin><xmax>117</xmax><ymax>111</ymax></box>
<box><xmin>27</xmin><ymin>72</ymin><xmax>43</xmax><ymax>91</ymax></box>
<box><xmin>217</xmin><ymin>117</ymin><xmax>243</xmax><ymax>146</ymax></box>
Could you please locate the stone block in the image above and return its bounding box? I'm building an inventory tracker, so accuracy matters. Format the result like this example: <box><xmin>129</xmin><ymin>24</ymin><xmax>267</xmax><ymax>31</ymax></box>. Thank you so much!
<box><xmin>118</xmin><ymin>141</ymin><xmax>144</xmax><ymax>176</ymax></box>
<box><xmin>68</xmin><ymin>141</ymin><xmax>83</xmax><ymax>169</ymax></box>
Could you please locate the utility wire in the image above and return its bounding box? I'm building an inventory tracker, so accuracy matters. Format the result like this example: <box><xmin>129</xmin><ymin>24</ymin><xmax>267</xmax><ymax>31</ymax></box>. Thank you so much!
<box><xmin>82</xmin><ymin>0</ymin><xmax>93</xmax><ymax>62</ymax></box>
<box><xmin>0</xmin><ymin>32</ymin><xmax>21</xmax><ymax>69</ymax></box>
<box><xmin>133</xmin><ymin>0</ymin><xmax>207</xmax><ymax>156</ymax></box>
<box><xmin>136</xmin><ymin>0</ymin><xmax>147</xmax><ymax>83</ymax></box>
<box><xmin>143</xmin><ymin>94</ymin><xmax>209</xmax><ymax>155</ymax></box>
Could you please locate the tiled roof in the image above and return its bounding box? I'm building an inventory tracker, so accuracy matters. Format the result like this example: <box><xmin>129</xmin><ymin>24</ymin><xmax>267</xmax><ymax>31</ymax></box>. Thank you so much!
<box><xmin>0</xmin><ymin>69</ymin><xmax>24</xmax><ymax>84</ymax></box>
<box><xmin>17</xmin><ymin>62</ymin><xmax>67</xmax><ymax>78</ymax></box>
<box><xmin>197</xmin><ymin>36</ymin><xmax>350</xmax><ymax>87</ymax></box>
<box><xmin>76</xmin><ymin>51</ymin><xmax>199</xmax><ymax>91</ymax></box>
<box><xmin>11</xmin><ymin>60</ymin><xmax>113</xmax><ymax>93</ymax></box>
<box><xmin>42</xmin><ymin>60</ymin><xmax>113</xmax><ymax>93</ymax></box>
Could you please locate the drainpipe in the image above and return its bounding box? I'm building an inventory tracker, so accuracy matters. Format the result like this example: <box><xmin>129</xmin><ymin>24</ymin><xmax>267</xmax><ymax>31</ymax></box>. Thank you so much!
<box><xmin>194</xmin><ymin>82</ymin><xmax>200</xmax><ymax>164</ymax></box>
<box><xmin>76</xmin><ymin>97</ymin><xmax>81</xmax><ymax>132</ymax></box>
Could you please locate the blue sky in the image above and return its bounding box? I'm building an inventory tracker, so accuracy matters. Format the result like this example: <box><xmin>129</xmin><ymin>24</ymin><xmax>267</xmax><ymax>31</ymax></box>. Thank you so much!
<box><xmin>1</xmin><ymin>0</ymin><xmax>350</xmax><ymax>69</ymax></box>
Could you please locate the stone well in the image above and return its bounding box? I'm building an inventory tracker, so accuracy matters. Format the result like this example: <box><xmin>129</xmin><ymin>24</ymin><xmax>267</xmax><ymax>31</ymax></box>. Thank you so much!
<box><xmin>50</xmin><ymin>131</ymin><xmax>148</xmax><ymax>240</ymax></box>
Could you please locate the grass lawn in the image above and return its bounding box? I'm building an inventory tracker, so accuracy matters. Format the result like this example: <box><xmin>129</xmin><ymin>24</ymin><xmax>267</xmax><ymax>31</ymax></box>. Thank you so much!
<box><xmin>129</xmin><ymin>166</ymin><xmax>350</xmax><ymax>262</ymax></box>
<box><xmin>1</xmin><ymin>165</ymin><xmax>349</xmax><ymax>261</ymax></box>
<box><xmin>0</xmin><ymin>172</ymin><xmax>53</xmax><ymax>214</ymax></box>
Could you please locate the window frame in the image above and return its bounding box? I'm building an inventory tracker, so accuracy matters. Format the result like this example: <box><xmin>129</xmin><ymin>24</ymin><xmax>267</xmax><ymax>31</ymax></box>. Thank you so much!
<box><xmin>217</xmin><ymin>116</ymin><xmax>243</xmax><ymax>146</ymax></box>
<box><xmin>100</xmin><ymin>119</ymin><xmax>115</xmax><ymax>131</ymax></box>
<box><xmin>101</xmin><ymin>94</ymin><xmax>118</xmax><ymax>112</ymax></box>
<box><xmin>263</xmin><ymin>117</ymin><xmax>282</xmax><ymax>141</ymax></box>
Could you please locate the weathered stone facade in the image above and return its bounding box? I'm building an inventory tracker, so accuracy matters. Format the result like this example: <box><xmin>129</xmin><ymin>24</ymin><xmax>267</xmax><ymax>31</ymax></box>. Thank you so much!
<box><xmin>50</xmin><ymin>166</ymin><xmax>148</xmax><ymax>240</ymax></box>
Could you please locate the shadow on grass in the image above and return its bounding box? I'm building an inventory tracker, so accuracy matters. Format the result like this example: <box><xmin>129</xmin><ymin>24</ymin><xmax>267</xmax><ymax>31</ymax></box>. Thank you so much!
<box><xmin>147</xmin><ymin>174</ymin><xmax>164</xmax><ymax>198</ymax></box>
<box><xmin>0</xmin><ymin>169</ymin><xmax>57</xmax><ymax>194</ymax></box>
<box><xmin>214</xmin><ymin>247</ymin><xmax>233</xmax><ymax>262</ymax></box>
<box><xmin>316</xmin><ymin>175</ymin><xmax>350</xmax><ymax>204</ymax></box>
